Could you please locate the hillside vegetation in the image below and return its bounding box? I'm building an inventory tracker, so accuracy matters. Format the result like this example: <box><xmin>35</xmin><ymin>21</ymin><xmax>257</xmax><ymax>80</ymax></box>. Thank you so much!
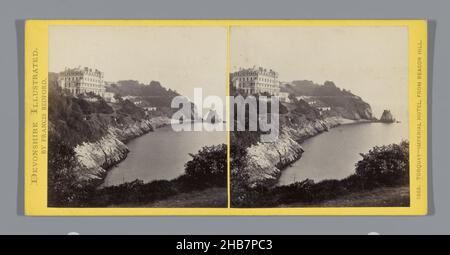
<box><xmin>107</xmin><ymin>80</ymin><xmax>179</xmax><ymax>107</ymax></box>
<box><xmin>283</xmin><ymin>80</ymin><xmax>374</xmax><ymax>120</ymax></box>
<box><xmin>285</xmin><ymin>80</ymin><xmax>354</xmax><ymax>97</ymax></box>
<box><xmin>48</xmin><ymin>74</ymin><xmax>147</xmax><ymax>147</ymax></box>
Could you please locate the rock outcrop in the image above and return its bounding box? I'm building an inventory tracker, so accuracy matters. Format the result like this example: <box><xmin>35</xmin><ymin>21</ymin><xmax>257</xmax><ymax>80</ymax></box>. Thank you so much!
<box><xmin>245</xmin><ymin>132</ymin><xmax>304</xmax><ymax>187</ymax></box>
<box><xmin>74</xmin><ymin>116</ymin><xmax>171</xmax><ymax>180</ymax></box>
<box><xmin>74</xmin><ymin>131</ymin><xmax>129</xmax><ymax>180</ymax></box>
<box><xmin>380</xmin><ymin>110</ymin><xmax>395</xmax><ymax>123</ymax></box>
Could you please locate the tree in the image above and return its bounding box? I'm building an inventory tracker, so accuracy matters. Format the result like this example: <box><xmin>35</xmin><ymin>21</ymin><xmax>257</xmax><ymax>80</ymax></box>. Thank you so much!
<box><xmin>355</xmin><ymin>140</ymin><xmax>409</xmax><ymax>188</ymax></box>
<box><xmin>47</xmin><ymin>135</ymin><xmax>93</xmax><ymax>207</ymax></box>
<box><xmin>184</xmin><ymin>144</ymin><xmax>227</xmax><ymax>187</ymax></box>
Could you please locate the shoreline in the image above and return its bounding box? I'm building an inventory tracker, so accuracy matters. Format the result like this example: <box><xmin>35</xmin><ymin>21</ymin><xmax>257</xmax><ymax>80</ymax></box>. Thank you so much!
<box><xmin>277</xmin><ymin>117</ymin><xmax>367</xmax><ymax>168</ymax></box>
<box><xmin>96</xmin><ymin>116</ymin><xmax>385</xmax><ymax>188</ymax></box>
<box><xmin>74</xmin><ymin>116</ymin><xmax>172</xmax><ymax>182</ymax></box>
<box><xmin>248</xmin><ymin>116</ymin><xmax>375</xmax><ymax>188</ymax></box>
<box><xmin>98</xmin><ymin>117</ymin><xmax>173</xmax><ymax>186</ymax></box>
<box><xmin>275</xmin><ymin>117</ymin><xmax>399</xmax><ymax>187</ymax></box>
<box><xmin>100</xmin><ymin>120</ymin><xmax>227</xmax><ymax>187</ymax></box>
<box><xmin>293</xmin><ymin>117</ymin><xmax>376</xmax><ymax>144</ymax></box>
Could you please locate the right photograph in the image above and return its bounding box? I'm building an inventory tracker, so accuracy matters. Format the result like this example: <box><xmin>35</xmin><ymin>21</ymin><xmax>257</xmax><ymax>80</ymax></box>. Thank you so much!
<box><xmin>230</xmin><ymin>26</ymin><xmax>410</xmax><ymax>208</ymax></box>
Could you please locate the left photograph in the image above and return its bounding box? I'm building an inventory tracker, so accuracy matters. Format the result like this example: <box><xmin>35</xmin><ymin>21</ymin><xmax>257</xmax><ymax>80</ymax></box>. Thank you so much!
<box><xmin>47</xmin><ymin>26</ymin><xmax>228</xmax><ymax>208</ymax></box>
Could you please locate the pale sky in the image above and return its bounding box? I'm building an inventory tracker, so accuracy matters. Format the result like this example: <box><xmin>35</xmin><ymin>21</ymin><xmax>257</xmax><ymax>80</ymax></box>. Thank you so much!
<box><xmin>231</xmin><ymin>26</ymin><xmax>408</xmax><ymax>120</ymax></box>
<box><xmin>49</xmin><ymin>26</ymin><xmax>227</xmax><ymax>101</ymax></box>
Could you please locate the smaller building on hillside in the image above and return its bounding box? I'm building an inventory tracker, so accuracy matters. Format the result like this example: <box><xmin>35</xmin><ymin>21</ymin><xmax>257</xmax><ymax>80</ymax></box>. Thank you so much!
<box><xmin>103</xmin><ymin>92</ymin><xmax>116</xmax><ymax>103</ymax></box>
<box><xmin>277</xmin><ymin>91</ymin><xmax>290</xmax><ymax>103</ymax></box>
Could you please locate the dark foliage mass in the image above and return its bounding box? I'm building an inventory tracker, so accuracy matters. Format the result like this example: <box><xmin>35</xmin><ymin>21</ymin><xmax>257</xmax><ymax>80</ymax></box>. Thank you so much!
<box><xmin>116</xmin><ymin>99</ymin><xmax>146</xmax><ymax>119</ymax></box>
<box><xmin>355</xmin><ymin>142</ymin><xmax>409</xmax><ymax>188</ymax></box>
<box><xmin>285</xmin><ymin>80</ymin><xmax>354</xmax><ymax>97</ymax></box>
<box><xmin>282</xmin><ymin>80</ymin><xmax>373</xmax><ymax>120</ymax></box>
<box><xmin>228</xmin><ymin>92</ymin><xmax>286</xmax><ymax>149</ymax></box>
<box><xmin>47</xmin><ymin>134</ymin><xmax>95</xmax><ymax>207</ymax></box>
<box><xmin>75</xmin><ymin>93</ymin><xmax>114</xmax><ymax>115</ymax></box>
<box><xmin>291</xmin><ymin>99</ymin><xmax>320</xmax><ymax>120</ymax></box>
<box><xmin>185</xmin><ymin>144</ymin><xmax>228</xmax><ymax>187</ymax></box>
<box><xmin>48</xmin><ymin>78</ymin><xmax>112</xmax><ymax>146</ymax></box>
<box><xmin>107</xmin><ymin>80</ymin><xmax>179</xmax><ymax>107</ymax></box>
<box><xmin>231</xmin><ymin>141</ymin><xmax>410</xmax><ymax>208</ymax></box>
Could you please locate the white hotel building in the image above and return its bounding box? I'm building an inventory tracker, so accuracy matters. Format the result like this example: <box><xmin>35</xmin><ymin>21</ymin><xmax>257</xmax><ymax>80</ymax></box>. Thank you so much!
<box><xmin>57</xmin><ymin>66</ymin><xmax>114</xmax><ymax>102</ymax></box>
<box><xmin>231</xmin><ymin>66</ymin><xmax>290</xmax><ymax>102</ymax></box>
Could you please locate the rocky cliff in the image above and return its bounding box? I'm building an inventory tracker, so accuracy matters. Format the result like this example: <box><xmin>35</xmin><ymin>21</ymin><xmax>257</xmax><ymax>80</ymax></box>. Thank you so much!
<box><xmin>73</xmin><ymin>116</ymin><xmax>172</xmax><ymax>181</ymax></box>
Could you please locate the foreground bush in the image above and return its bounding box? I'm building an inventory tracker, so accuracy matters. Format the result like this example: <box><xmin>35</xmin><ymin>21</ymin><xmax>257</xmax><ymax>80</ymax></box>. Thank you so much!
<box><xmin>184</xmin><ymin>144</ymin><xmax>227</xmax><ymax>188</ymax></box>
<box><xmin>48</xmin><ymin>135</ymin><xmax>95</xmax><ymax>207</ymax></box>
<box><xmin>355</xmin><ymin>141</ymin><xmax>409</xmax><ymax>188</ymax></box>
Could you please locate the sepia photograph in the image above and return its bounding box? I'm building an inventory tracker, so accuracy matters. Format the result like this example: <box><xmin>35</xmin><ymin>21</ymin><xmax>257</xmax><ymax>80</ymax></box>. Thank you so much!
<box><xmin>47</xmin><ymin>26</ymin><xmax>228</xmax><ymax>208</ymax></box>
<box><xmin>23</xmin><ymin>19</ymin><xmax>427</xmax><ymax>216</ymax></box>
<box><xmin>230</xmin><ymin>26</ymin><xmax>410</xmax><ymax>208</ymax></box>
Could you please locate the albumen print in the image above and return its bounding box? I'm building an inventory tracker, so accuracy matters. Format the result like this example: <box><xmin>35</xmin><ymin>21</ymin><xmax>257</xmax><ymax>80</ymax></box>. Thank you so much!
<box><xmin>230</xmin><ymin>26</ymin><xmax>411</xmax><ymax>208</ymax></box>
<box><xmin>24</xmin><ymin>20</ymin><xmax>427</xmax><ymax>215</ymax></box>
<box><xmin>47</xmin><ymin>26</ymin><xmax>228</xmax><ymax>208</ymax></box>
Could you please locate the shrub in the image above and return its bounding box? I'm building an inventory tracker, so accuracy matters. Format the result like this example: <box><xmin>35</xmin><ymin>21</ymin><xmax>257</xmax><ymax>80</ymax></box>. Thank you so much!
<box><xmin>184</xmin><ymin>144</ymin><xmax>227</xmax><ymax>188</ymax></box>
<box><xmin>355</xmin><ymin>140</ymin><xmax>409</xmax><ymax>188</ymax></box>
<box><xmin>91</xmin><ymin>179</ymin><xmax>178</xmax><ymax>206</ymax></box>
<box><xmin>48</xmin><ymin>82</ymin><xmax>109</xmax><ymax>146</ymax></box>
<box><xmin>47</xmin><ymin>135</ymin><xmax>95</xmax><ymax>207</ymax></box>
<box><xmin>117</xmin><ymin>99</ymin><xmax>145</xmax><ymax>119</ymax></box>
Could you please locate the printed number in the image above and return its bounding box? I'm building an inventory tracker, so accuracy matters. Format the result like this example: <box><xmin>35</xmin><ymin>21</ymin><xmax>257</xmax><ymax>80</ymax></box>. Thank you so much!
<box><xmin>219</xmin><ymin>240</ymin><xmax>272</xmax><ymax>250</ymax></box>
